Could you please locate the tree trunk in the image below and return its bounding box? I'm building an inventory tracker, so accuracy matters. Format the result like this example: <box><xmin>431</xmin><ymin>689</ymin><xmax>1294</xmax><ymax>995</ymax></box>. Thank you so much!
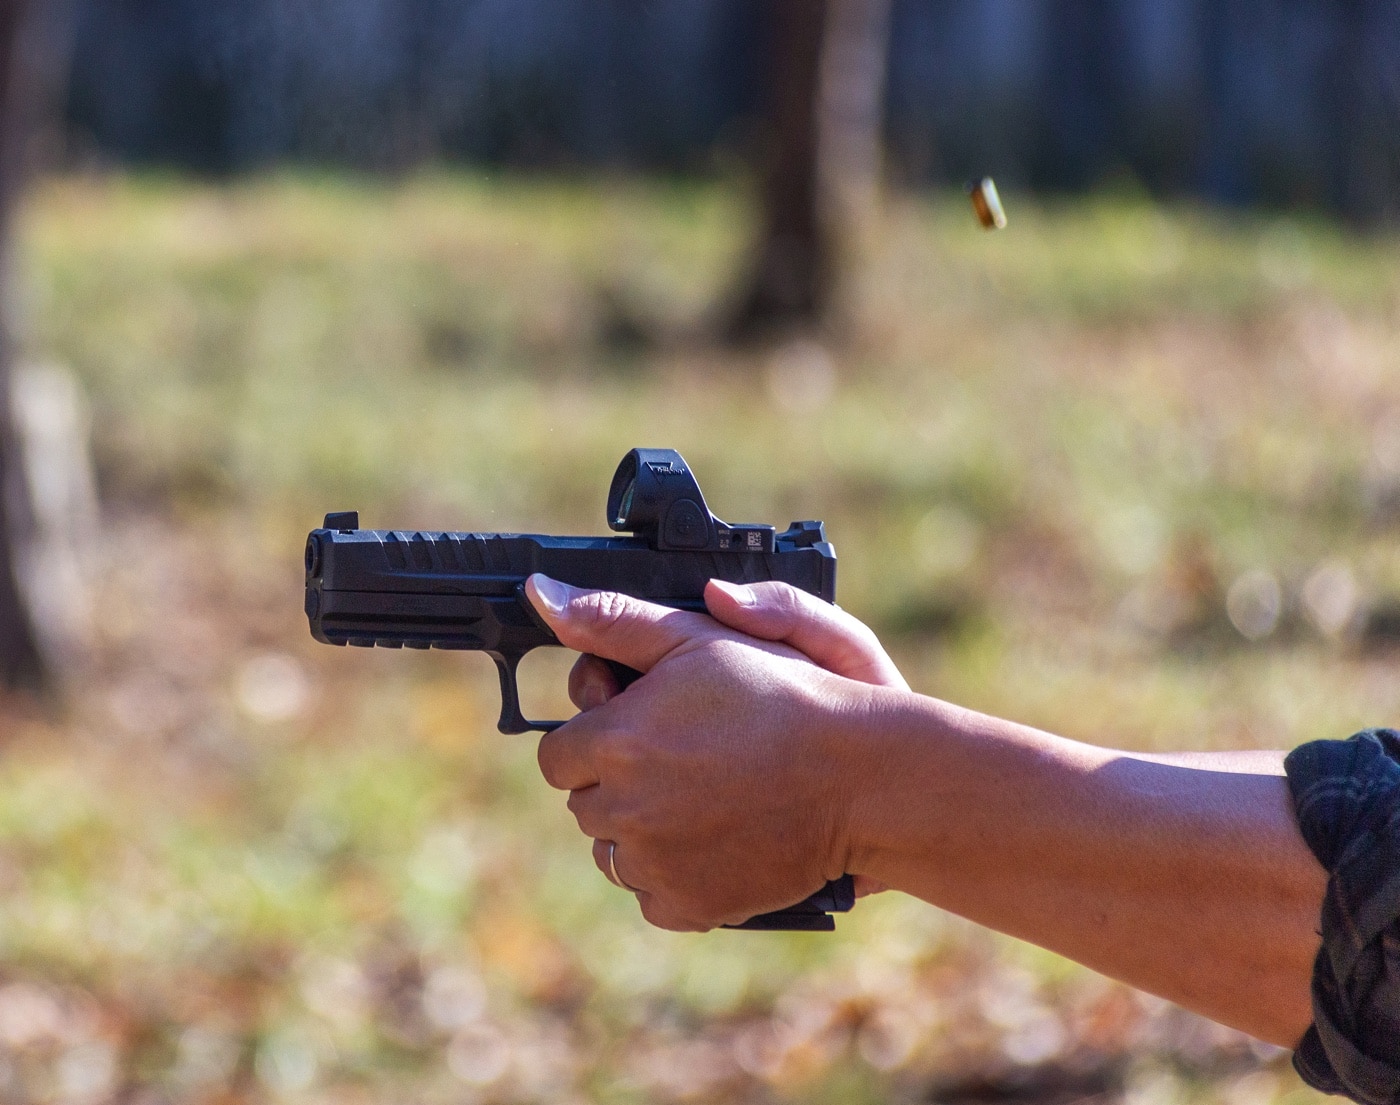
<box><xmin>723</xmin><ymin>0</ymin><xmax>892</xmax><ymax>345</ymax></box>
<box><xmin>817</xmin><ymin>0</ymin><xmax>894</xmax><ymax>240</ymax></box>
<box><xmin>0</xmin><ymin>0</ymin><xmax>62</xmax><ymax>691</ymax></box>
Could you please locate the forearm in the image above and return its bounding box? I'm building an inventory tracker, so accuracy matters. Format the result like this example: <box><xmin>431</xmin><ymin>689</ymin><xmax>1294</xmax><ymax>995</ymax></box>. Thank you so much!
<box><xmin>533</xmin><ymin>576</ymin><xmax>1328</xmax><ymax>1047</ymax></box>
<box><xmin>841</xmin><ymin>688</ymin><xmax>1326</xmax><ymax>1048</ymax></box>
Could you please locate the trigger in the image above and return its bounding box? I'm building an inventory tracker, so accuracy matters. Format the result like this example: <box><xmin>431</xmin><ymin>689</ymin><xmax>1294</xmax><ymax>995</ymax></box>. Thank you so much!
<box><xmin>488</xmin><ymin>650</ymin><xmax>566</xmax><ymax>734</ymax></box>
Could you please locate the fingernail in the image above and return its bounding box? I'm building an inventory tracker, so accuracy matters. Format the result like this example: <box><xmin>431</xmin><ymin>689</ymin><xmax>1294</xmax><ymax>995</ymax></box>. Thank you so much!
<box><xmin>531</xmin><ymin>575</ymin><xmax>574</xmax><ymax>616</ymax></box>
<box><xmin>710</xmin><ymin>578</ymin><xmax>757</xmax><ymax>607</ymax></box>
<box><xmin>580</xmin><ymin>681</ymin><xmax>609</xmax><ymax>711</ymax></box>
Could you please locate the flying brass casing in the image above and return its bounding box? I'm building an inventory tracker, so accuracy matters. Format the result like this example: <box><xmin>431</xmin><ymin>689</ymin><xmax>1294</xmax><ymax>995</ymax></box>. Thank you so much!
<box><xmin>969</xmin><ymin>176</ymin><xmax>1007</xmax><ymax>229</ymax></box>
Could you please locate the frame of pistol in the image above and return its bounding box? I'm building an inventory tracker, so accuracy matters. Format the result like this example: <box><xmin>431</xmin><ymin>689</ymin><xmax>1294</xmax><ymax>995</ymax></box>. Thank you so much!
<box><xmin>304</xmin><ymin>447</ymin><xmax>855</xmax><ymax>931</ymax></box>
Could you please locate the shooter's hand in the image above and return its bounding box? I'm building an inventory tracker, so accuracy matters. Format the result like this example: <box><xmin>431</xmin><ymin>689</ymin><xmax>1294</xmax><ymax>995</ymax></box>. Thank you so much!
<box><xmin>564</xmin><ymin>578</ymin><xmax>902</xmax><ymax>903</ymax></box>
<box><xmin>566</xmin><ymin>578</ymin><xmax>907</xmax><ymax>710</ymax></box>
<box><xmin>526</xmin><ymin>574</ymin><xmax>890</xmax><ymax>930</ymax></box>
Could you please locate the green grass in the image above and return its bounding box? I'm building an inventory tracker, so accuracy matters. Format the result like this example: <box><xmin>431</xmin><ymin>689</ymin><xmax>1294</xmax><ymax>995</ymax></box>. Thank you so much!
<box><xmin>3</xmin><ymin>170</ymin><xmax>1393</xmax><ymax>1102</ymax></box>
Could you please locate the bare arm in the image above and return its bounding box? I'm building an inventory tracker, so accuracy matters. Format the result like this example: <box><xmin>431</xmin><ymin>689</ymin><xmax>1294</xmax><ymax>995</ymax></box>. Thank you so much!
<box><xmin>526</xmin><ymin>575</ymin><xmax>1326</xmax><ymax>1050</ymax></box>
<box><xmin>845</xmin><ymin>693</ymin><xmax>1322</xmax><ymax>1047</ymax></box>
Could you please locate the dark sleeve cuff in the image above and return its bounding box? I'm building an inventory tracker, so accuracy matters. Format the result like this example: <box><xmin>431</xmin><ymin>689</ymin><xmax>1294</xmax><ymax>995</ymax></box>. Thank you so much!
<box><xmin>1286</xmin><ymin>729</ymin><xmax>1400</xmax><ymax>1103</ymax></box>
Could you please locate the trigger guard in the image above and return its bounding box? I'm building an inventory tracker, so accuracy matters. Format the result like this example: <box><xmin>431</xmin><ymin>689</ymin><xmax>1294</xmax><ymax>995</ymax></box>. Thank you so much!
<box><xmin>488</xmin><ymin>650</ymin><xmax>567</xmax><ymax>734</ymax></box>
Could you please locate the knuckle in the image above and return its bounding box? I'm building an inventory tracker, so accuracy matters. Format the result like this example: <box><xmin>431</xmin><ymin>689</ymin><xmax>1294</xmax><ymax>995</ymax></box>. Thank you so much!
<box><xmin>774</xmin><ymin>580</ymin><xmax>806</xmax><ymax>612</ymax></box>
<box><xmin>566</xmin><ymin>656</ymin><xmax>592</xmax><ymax>700</ymax></box>
<box><xmin>598</xmin><ymin>730</ymin><xmax>645</xmax><ymax>776</ymax></box>
<box><xmin>636</xmin><ymin>894</ymin><xmax>663</xmax><ymax>926</ymax></box>
<box><xmin>853</xmin><ymin>620</ymin><xmax>882</xmax><ymax>650</ymax></box>
<box><xmin>583</xmin><ymin>590</ymin><xmax>633</xmax><ymax>634</ymax></box>
<box><xmin>637</xmin><ymin>894</ymin><xmax>692</xmax><ymax>932</ymax></box>
<box><xmin>568</xmin><ymin>656</ymin><xmax>613</xmax><ymax>710</ymax></box>
<box><xmin>572</xmin><ymin>801</ymin><xmax>605</xmax><ymax>839</ymax></box>
<box><xmin>838</xmin><ymin>607</ymin><xmax>879</xmax><ymax>648</ymax></box>
<box><xmin>674</xmin><ymin>887</ymin><xmax>722</xmax><ymax>926</ymax></box>
<box><xmin>758</xmin><ymin>581</ymin><xmax>803</xmax><ymax>626</ymax></box>
<box><xmin>609</xmin><ymin>801</ymin><xmax>650</xmax><ymax>842</ymax></box>
<box><xmin>536</xmin><ymin>735</ymin><xmax>565</xmax><ymax>789</ymax></box>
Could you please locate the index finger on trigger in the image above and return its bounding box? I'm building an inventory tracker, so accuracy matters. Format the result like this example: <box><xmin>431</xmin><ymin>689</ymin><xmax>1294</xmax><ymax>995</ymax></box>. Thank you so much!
<box><xmin>569</xmin><ymin>653</ymin><xmax>620</xmax><ymax>712</ymax></box>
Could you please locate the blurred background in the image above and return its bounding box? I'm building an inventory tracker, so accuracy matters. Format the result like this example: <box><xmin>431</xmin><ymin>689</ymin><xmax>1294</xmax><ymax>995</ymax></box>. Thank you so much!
<box><xmin>0</xmin><ymin>1</ymin><xmax>1395</xmax><ymax>1102</ymax></box>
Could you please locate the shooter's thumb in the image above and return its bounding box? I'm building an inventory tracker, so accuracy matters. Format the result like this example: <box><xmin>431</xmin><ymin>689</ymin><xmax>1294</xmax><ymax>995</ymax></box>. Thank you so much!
<box><xmin>525</xmin><ymin>574</ymin><xmax>712</xmax><ymax>673</ymax></box>
<box><xmin>704</xmin><ymin>578</ymin><xmax>908</xmax><ymax>689</ymax></box>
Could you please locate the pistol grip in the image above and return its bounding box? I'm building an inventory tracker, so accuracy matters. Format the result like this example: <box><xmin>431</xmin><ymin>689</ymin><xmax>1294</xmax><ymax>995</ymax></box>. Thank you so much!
<box><xmin>723</xmin><ymin>875</ymin><xmax>856</xmax><ymax>932</ymax></box>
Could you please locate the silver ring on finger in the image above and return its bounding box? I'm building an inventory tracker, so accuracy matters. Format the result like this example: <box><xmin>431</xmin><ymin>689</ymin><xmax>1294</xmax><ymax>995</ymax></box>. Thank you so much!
<box><xmin>607</xmin><ymin>841</ymin><xmax>639</xmax><ymax>893</ymax></box>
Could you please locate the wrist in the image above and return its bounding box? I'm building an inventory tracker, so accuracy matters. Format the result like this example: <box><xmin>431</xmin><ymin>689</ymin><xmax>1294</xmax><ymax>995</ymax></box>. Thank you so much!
<box><xmin>834</xmin><ymin>686</ymin><xmax>1011</xmax><ymax>891</ymax></box>
<box><xmin>823</xmin><ymin>680</ymin><xmax>938</xmax><ymax>883</ymax></box>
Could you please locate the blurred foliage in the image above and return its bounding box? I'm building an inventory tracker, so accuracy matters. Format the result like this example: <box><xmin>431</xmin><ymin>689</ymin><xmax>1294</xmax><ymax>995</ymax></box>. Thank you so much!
<box><xmin>1</xmin><ymin>171</ymin><xmax>1395</xmax><ymax>1101</ymax></box>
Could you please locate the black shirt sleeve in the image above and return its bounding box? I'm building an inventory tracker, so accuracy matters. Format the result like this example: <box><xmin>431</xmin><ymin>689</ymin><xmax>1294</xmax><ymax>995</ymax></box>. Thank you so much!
<box><xmin>1286</xmin><ymin>729</ymin><xmax>1400</xmax><ymax>1104</ymax></box>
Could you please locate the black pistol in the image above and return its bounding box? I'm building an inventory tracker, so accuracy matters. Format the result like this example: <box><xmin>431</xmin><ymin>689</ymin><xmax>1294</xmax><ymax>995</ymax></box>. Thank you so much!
<box><xmin>304</xmin><ymin>448</ymin><xmax>855</xmax><ymax>931</ymax></box>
